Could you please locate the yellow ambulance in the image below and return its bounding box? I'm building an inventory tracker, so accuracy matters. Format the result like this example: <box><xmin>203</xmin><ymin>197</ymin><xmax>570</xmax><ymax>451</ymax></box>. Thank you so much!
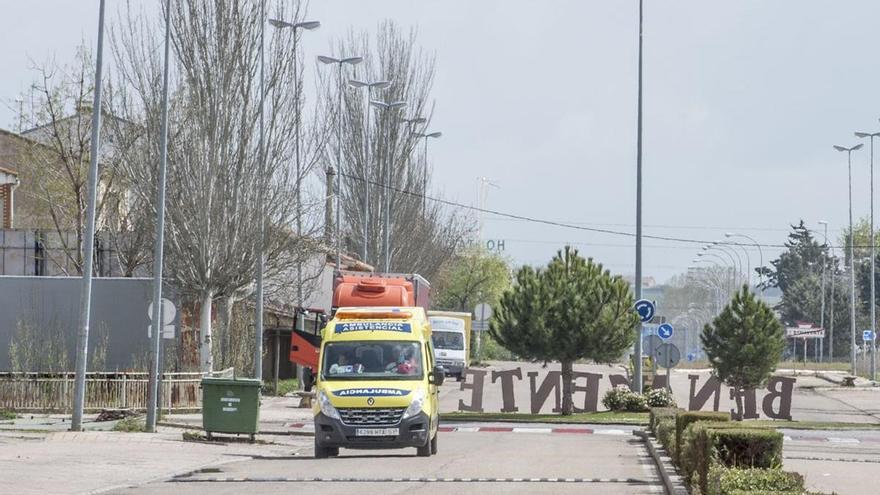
<box><xmin>309</xmin><ymin>307</ymin><xmax>444</xmax><ymax>458</ymax></box>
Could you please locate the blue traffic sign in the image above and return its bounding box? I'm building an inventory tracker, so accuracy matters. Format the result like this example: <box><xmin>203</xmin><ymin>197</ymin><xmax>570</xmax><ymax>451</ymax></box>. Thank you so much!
<box><xmin>864</xmin><ymin>330</ymin><xmax>875</xmax><ymax>342</ymax></box>
<box><xmin>658</xmin><ymin>323</ymin><xmax>674</xmax><ymax>340</ymax></box>
<box><xmin>687</xmin><ymin>352</ymin><xmax>697</xmax><ymax>362</ymax></box>
<box><xmin>635</xmin><ymin>299</ymin><xmax>656</xmax><ymax>323</ymax></box>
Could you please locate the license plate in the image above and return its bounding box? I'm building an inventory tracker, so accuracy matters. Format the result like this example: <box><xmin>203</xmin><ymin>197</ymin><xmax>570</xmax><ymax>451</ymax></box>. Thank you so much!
<box><xmin>356</xmin><ymin>428</ymin><xmax>399</xmax><ymax>436</ymax></box>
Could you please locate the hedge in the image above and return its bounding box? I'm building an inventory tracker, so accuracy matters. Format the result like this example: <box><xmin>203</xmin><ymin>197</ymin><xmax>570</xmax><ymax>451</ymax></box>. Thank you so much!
<box><xmin>649</xmin><ymin>407</ymin><xmax>680</xmax><ymax>435</ymax></box>
<box><xmin>706</xmin><ymin>465</ymin><xmax>803</xmax><ymax>495</ymax></box>
<box><xmin>682</xmin><ymin>424</ymin><xmax>784</xmax><ymax>494</ymax></box>
<box><xmin>656</xmin><ymin>418</ymin><xmax>677</xmax><ymax>456</ymax></box>
<box><xmin>675</xmin><ymin>411</ymin><xmax>730</xmax><ymax>464</ymax></box>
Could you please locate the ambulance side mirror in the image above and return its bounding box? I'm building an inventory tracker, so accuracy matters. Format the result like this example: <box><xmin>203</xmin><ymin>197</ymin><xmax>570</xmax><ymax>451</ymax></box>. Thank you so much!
<box><xmin>429</xmin><ymin>365</ymin><xmax>445</xmax><ymax>386</ymax></box>
<box><xmin>302</xmin><ymin>367</ymin><xmax>315</xmax><ymax>391</ymax></box>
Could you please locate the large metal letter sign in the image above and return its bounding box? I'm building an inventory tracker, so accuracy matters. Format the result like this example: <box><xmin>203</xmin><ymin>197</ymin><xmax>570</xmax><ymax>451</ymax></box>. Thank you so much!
<box><xmin>634</xmin><ymin>299</ymin><xmax>655</xmax><ymax>323</ymax></box>
<box><xmin>148</xmin><ymin>298</ymin><xmax>177</xmax><ymax>339</ymax></box>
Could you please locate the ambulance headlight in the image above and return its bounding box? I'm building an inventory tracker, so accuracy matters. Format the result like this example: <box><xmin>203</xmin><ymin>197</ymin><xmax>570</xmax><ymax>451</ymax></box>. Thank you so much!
<box><xmin>402</xmin><ymin>389</ymin><xmax>426</xmax><ymax>420</ymax></box>
<box><xmin>318</xmin><ymin>390</ymin><xmax>340</xmax><ymax>420</ymax></box>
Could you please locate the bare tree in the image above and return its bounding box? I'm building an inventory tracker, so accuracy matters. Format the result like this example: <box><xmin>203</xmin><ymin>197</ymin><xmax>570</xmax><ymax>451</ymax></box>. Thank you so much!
<box><xmin>325</xmin><ymin>21</ymin><xmax>471</xmax><ymax>280</ymax></box>
<box><xmin>14</xmin><ymin>48</ymin><xmax>131</xmax><ymax>275</ymax></box>
<box><xmin>112</xmin><ymin>0</ymin><xmax>327</xmax><ymax>372</ymax></box>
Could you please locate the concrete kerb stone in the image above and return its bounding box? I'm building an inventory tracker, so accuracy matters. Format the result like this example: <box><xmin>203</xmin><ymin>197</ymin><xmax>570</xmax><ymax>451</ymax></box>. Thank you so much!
<box><xmin>632</xmin><ymin>429</ymin><xmax>688</xmax><ymax>495</ymax></box>
<box><xmin>158</xmin><ymin>421</ymin><xmax>315</xmax><ymax>437</ymax></box>
<box><xmin>87</xmin><ymin>453</ymin><xmax>254</xmax><ymax>495</ymax></box>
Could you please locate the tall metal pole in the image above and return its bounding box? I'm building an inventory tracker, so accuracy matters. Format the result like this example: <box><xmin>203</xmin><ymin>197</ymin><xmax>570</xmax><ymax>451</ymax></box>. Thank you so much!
<box><xmin>293</xmin><ymin>28</ymin><xmax>303</xmax><ymax>309</ymax></box>
<box><xmin>848</xmin><ymin>149</ymin><xmax>857</xmax><ymax>376</ymax></box>
<box><xmin>146</xmin><ymin>0</ymin><xmax>172</xmax><ymax>433</ymax></box>
<box><xmin>871</xmin><ymin>136</ymin><xmax>876</xmax><ymax>380</ymax></box>
<box><xmin>364</xmin><ymin>86</ymin><xmax>372</xmax><ymax>262</ymax></box>
<box><xmin>71</xmin><ymin>0</ymin><xmax>106</xmax><ymax>432</ymax></box>
<box><xmin>422</xmin><ymin>135</ymin><xmax>429</xmax><ymax>215</ymax></box>
<box><xmin>254</xmin><ymin>0</ymin><xmax>266</xmax><ymax>382</ymax></box>
<box><xmin>633</xmin><ymin>0</ymin><xmax>644</xmax><ymax>394</ymax></box>
<box><xmin>830</xmin><ymin>254</ymin><xmax>836</xmax><ymax>361</ymax></box>
<box><xmin>383</xmin><ymin>110</ymin><xmax>392</xmax><ymax>272</ymax></box>
<box><xmin>335</xmin><ymin>63</ymin><xmax>343</xmax><ymax>270</ymax></box>
<box><xmin>819</xmin><ymin>222</ymin><xmax>828</xmax><ymax>363</ymax></box>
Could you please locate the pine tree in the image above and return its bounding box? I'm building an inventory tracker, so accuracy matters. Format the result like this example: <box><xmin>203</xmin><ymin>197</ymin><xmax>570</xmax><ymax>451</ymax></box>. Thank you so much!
<box><xmin>701</xmin><ymin>286</ymin><xmax>785</xmax><ymax>420</ymax></box>
<box><xmin>490</xmin><ymin>246</ymin><xmax>639</xmax><ymax>415</ymax></box>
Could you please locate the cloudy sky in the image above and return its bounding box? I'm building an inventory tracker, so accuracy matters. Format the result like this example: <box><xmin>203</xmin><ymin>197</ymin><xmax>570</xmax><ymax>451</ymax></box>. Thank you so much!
<box><xmin>2</xmin><ymin>1</ymin><xmax>879</xmax><ymax>283</ymax></box>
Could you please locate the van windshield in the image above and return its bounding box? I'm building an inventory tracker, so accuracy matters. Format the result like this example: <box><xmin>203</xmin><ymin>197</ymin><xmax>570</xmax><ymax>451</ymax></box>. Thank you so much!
<box><xmin>432</xmin><ymin>331</ymin><xmax>464</xmax><ymax>350</ymax></box>
<box><xmin>322</xmin><ymin>341</ymin><xmax>423</xmax><ymax>380</ymax></box>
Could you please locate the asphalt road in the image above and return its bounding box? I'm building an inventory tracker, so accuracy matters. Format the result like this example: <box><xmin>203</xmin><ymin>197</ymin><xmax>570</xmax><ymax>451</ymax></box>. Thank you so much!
<box><xmin>112</xmin><ymin>425</ymin><xmax>663</xmax><ymax>495</ymax></box>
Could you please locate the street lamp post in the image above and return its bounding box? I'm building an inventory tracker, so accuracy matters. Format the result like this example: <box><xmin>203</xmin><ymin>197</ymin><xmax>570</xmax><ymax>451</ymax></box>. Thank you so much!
<box><xmin>695</xmin><ymin>254</ymin><xmax>732</xmax><ymax>299</ymax></box>
<box><xmin>711</xmin><ymin>242</ymin><xmax>743</xmax><ymax>286</ymax></box>
<box><xmin>269</xmin><ymin>15</ymin><xmax>320</xmax><ymax>389</ymax></box>
<box><xmin>818</xmin><ymin>220</ymin><xmax>829</xmax><ymax>362</ymax></box>
<box><xmin>413</xmin><ymin>131</ymin><xmax>442</xmax><ymax>215</ymax></box>
<box><xmin>726</xmin><ymin>232</ymin><xmax>764</xmax><ymax>298</ymax></box>
<box><xmin>633</xmin><ymin>0</ymin><xmax>646</xmax><ymax>394</ymax></box>
<box><xmin>723</xmin><ymin>240</ymin><xmax>751</xmax><ymax>289</ymax></box>
<box><xmin>145</xmin><ymin>0</ymin><xmax>172</xmax><ymax>433</ymax></box>
<box><xmin>834</xmin><ymin>143</ymin><xmax>864</xmax><ymax>376</ymax></box>
<box><xmin>704</xmin><ymin>245</ymin><xmax>739</xmax><ymax>289</ymax></box>
<box><xmin>370</xmin><ymin>99</ymin><xmax>408</xmax><ymax>272</ymax></box>
<box><xmin>349</xmin><ymin>79</ymin><xmax>391</xmax><ymax>262</ymax></box>
<box><xmin>318</xmin><ymin>55</ymin><xmax>363</xmax><ymax>270</ymax></box>
<box><xmin>856</xmin><ymin>130</ymin><xmax>880</xmax><ymax>380</ymax></box>
<box><xmin>72</xmin><ymin>0</ymin><xmax>107</xmax><ymax>432</ymax></box>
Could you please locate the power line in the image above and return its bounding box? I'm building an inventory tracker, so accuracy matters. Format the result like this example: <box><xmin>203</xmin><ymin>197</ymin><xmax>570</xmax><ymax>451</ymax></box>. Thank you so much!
<box><xmin>339</xmin><ymin>171</ymin><xmax>864</xmax><ymax>250</ymax></box>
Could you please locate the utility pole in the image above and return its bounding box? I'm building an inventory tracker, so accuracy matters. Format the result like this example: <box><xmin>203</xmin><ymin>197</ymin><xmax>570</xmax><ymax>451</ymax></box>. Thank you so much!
<box><xmin>72</xmin><ymin>0</ymin><xmax>106</xmax><ymax>431</ymax></box>
<box><xmin>145</xmin><ymin>0</ymin><xmax>172</xmax><ymax>433</ymax></box>
<box><xmin>633</xmin><ymin>0</ymin><xmax>645</xmax><ymax>393</ymax></box>
<box><xmin>254</xmin><ymin>0</ymin><xmax>266</xmax><ymax>382</ymax></box>
<box><xmin>834</xmin><ymin>143</ymin><xmax>863</xmax><ymax>376</ymax></box>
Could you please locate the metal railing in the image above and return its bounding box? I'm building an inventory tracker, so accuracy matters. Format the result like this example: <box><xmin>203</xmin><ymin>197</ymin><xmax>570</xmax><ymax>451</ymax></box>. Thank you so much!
<box><xmin>0</xmin><ymin>371</ymin><xmax>211</xmax><ymax>412</ymax></box>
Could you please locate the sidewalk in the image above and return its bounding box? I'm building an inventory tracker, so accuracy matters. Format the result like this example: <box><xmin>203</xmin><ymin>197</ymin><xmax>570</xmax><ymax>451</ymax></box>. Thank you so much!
<box><xmin>0</xmin><ymin>396</ymin><xmax>314</xmax><ymax>494</ymax></box>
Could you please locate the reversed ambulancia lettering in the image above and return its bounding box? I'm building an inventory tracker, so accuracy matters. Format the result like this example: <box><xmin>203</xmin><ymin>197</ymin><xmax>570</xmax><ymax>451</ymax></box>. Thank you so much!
<box><xmin>335</xmin><ymin>322</ymin><xmax>412</xmax><ymax>333</ymax></box>
<box><xmin>333</xmin><ymin>388</ymin><xmax>410</xmax><ymax>397</ymax></box>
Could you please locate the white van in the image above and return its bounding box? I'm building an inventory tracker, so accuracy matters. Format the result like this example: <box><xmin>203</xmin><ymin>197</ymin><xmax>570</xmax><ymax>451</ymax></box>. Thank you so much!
<box><xmin>428</xmin><ymin>315</ymin><xmax>468</xmax><ymax>381</ymax></box>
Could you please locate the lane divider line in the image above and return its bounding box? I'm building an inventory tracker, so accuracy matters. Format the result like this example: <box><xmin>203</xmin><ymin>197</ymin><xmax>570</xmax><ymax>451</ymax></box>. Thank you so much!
<box><xmin>172</xmin><ymin>476</ymin><xmax>657</xmax><ymax>484</ymax></box>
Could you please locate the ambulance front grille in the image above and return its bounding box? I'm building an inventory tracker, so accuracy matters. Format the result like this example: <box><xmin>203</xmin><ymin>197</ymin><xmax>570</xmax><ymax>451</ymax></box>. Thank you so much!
<box><xmin>337</xmin><ymin>407</ymin><xmax>406</xmax><ymax>426</ymax></box>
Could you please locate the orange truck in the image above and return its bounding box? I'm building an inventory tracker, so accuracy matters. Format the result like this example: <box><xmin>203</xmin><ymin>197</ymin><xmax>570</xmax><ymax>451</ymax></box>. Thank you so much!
<box><xmin>290</xmin><ymin>271</ymin><xmax>431</xmax><ymax>378</ymax></box>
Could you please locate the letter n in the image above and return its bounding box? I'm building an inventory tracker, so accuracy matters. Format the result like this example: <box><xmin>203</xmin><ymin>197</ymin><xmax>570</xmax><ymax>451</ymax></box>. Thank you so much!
<box><xmin>527</xmin><ymin>371</ymin><xmax>561</xmax><ymax>414</ymax></box>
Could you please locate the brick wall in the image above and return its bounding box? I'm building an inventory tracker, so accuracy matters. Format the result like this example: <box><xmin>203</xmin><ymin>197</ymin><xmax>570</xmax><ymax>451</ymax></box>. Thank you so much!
<box><xmin>0</xmin><ymin>184</ymin><xmax>9</xmax><ymax>229</ymax></box>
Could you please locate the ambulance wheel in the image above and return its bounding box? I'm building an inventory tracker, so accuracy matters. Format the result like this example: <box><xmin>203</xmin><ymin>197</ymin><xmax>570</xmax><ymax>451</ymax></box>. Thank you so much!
<box><xmin>430</xmin><ymin>432</ymin><xmax>438</xmax><ymax>455</ymax></box>
<box><xmin>314</xmin><ymin>437</ymin><xmax>332</xmax><ymax>459</ymax></box>
<box><xmin>417</xmin><ymin>436</ymin><xmax>432</xmax><ymax>457</ymax></box>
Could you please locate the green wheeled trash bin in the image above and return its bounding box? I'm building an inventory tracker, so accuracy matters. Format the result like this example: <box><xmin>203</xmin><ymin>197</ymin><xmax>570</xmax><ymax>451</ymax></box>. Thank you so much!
<box><xmin>201</xmin><ymin>377</ymin><xmax>261</xmax><ymax>441</ymax></box>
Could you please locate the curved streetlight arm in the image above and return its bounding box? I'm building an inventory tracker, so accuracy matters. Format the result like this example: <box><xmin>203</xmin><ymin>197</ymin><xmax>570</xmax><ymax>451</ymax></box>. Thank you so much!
<box><xmin>710</xmin><ymin>244</ymin><xmax>742</xmax><ymax>286</ymax></box>
<box><xmin>727</xmin><ymin>233</ymin><xmax>763</xmax><ymax>291</ymax></box>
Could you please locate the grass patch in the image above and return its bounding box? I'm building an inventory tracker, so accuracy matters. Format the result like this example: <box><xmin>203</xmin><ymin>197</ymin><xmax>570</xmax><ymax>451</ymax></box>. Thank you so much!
<box><xmin>262</xmin><ymin>379</ymin><xmax>300</xmax><ymax>396</ymax></box>
<box><xmin>112</xmin><ymin>416</ymin><xmax>146</xmax><ymax>432</ymax></box>
<box><xmin>745</xmin><ymin>419</ymin><xmax>880</xmax><ymax>430</ymax></box>
<box><xmin>0</xmin><ymin>409</ymin><xmax>16</xmax><ymax>420</ymax></box>
<box><xmin>440</xmin><ymin>411</ymin><xmax>649</xmax><ymax>425</ymax></box>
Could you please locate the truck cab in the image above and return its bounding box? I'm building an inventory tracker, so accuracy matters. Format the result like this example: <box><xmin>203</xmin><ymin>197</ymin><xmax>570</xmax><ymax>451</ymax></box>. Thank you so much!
<box><xmin>311</xmin><ymin>307</ymin><xmax>444</xmax><ymax>458</ymax></box>
<box><xmin>428</xmin><ymin>313</ymin><xmax>470</xmax><ymax>381</ymax></box>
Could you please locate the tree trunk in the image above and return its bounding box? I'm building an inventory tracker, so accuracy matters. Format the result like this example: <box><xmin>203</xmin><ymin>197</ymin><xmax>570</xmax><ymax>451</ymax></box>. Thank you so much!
<box><xmin>217</xmin><ymin>294</ymin><xmax>235</xmax><ymax>369</ymax></box>
<box><xmin>733</xmin><ymin>387</ymin><xmax>744</xmax><ymax>421</ymax></box>
<box><xmin>561</xmin><ymin>360</ymin><xmax>574</xmax><ymax>416</ymax></box>
<box><xmin>199</xmin><ymin>290</ymin><xmax>214</xmax><ymax>374</ymax></box>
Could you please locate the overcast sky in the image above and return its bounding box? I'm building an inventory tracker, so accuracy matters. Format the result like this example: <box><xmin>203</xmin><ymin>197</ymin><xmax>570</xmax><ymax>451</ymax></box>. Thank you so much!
<box><xmin>2</xmin><ymin>1</ymin><xmax>879</xmax><ymax>284</ymax></box>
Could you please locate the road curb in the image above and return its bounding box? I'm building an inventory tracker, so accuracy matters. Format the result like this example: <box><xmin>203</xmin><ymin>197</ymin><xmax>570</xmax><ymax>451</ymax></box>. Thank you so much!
<box><xmin>439</xmin><ymin>417</ymin><xmax>646</xmax><ymax>427</ymax></box>
<box><xmin>157</xmin><ymin>421</ymin><xmax>314</xmax><ymax>437</ymax></box>
<box><xmin>632</xmin><ymin>429</ymin><xmax>688</xmax><ymax>495</ymax></box>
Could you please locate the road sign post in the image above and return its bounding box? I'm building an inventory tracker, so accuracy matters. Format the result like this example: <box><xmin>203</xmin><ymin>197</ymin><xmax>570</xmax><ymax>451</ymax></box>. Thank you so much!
<box><xmin>473</xmin><ymin>303</ymin><xmax>493</xmax><ymax>361</ymax></box>
<box><xmin>654</xmin><ymin>342</ymin><xmax>680</xmax><ymax>391</ymax></box>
